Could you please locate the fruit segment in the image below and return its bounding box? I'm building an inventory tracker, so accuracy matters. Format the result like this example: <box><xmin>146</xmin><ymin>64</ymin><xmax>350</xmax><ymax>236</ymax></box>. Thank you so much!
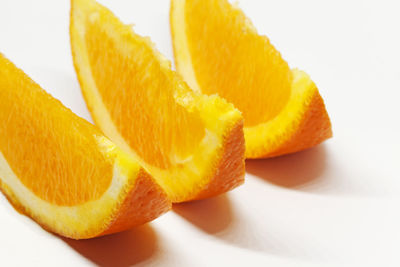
<box><xmin>70</xmin><ymin>0</ymin><xmax>245</xmax><ymax>202</ymax></box>
<box><xmin>0</xmin><ymin>53</ymin><xmax>170</xmax><ymax>239</ymax></box>
<box><xmin>170</xmin><ymin>0</ymin><xmax>332</xmax><ymax>158</ymax></box>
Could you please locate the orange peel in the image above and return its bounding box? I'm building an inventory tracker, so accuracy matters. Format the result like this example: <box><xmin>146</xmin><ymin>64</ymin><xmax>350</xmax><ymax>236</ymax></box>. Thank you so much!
<box><xmin>70</xmin><ymin>0</ymin><xmax>245</xmax><ymax>202</ymax></box>
<box><xmin>170</xmin><ymin>0</ymin><xmax>332</xmax><ymax>158</ymax></box>
<box><xmin>0</xmin><ymin>53</ymin><xmax>170</xmax><ymax>239</ymax></box>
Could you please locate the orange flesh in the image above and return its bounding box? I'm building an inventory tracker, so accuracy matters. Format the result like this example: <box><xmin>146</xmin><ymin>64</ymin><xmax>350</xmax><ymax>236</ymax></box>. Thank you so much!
<box><xmin>0</xmin><ymin>55</ymin><xmax>113</xmax><ymax>206</ymax></box>
<box><xmin>185</xmin><ymin>0</ymin><xmax>292</xmax><ymax>126</ymax></box>
<box><xmin>85</xmin><ymin>23</ymin><xmax>205</xmax><ymax>169</ymax></box>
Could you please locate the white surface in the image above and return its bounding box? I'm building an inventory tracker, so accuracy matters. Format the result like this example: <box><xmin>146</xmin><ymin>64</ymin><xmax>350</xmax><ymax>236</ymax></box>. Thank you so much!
<box><xmin>0</xmin><ymin>0</ymin><xmax>399</xmax><ymax>266</ymax></box>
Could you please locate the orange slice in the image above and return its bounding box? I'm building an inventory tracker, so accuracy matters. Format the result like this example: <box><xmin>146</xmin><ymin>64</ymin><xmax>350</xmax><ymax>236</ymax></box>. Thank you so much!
<box><xmin>170</xmin><ymin>0</ymin><xmax>332</xmax><ymax>158</ymax></box>
<box><xmin>0</xmin><ymin>53</ymin><xmax>170</xmax><ymax>239</ymax></box>
<box><xmin>70</xmin><ymin>0</ymin><xmax>245</xmax><ymax>202</ymax></box>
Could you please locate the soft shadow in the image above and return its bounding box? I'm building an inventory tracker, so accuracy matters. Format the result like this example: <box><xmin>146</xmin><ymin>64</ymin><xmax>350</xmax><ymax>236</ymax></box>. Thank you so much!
<box><xmin>173</xmin><ymin>194</ymin><xmax>232</xmax><ymax>234</ymax></box>
<box><xmin>63</xmin><ymin>225</ymin><xmax>157</xmax><ymax>267</ymax></box>
<box><xmin>246</xmin><ymin>145</ymin><xmax>327</xmax><ymax>188</ymax></box>
<box><xmin>173</xmin><ymin>146</ymin><xmax>331</xmax><ymax>261</ymax></box>
<box><xmin>173</xmin><ymin>193</ymin><xmax>290</xmax><ymax>258</ymax></box>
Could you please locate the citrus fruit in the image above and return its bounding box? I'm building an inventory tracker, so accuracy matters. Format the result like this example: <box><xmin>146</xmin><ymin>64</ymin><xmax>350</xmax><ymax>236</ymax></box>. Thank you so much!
<box><xmin>170</xmin><ymin>0</ymin><xmax>332</xmax><ymax>158</ymax></box>
<box><xmin>70</xmin><ymin>0</ymin><xmax>245</xmax><ymax>202</ymax></box>
<box><xmin>0</xmin><ymin>53</ymin><xmax>171</xmax><ymax>239</ymax></box>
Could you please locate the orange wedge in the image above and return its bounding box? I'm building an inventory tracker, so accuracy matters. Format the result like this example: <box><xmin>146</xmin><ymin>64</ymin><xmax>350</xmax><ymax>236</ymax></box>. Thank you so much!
<box><xmin>0</xmin><ymin>54</ymin><xmax>170</xmax><ymax>239</ymax></box>
<box><xmin>70</xmin><ymin>0</ymin><xmax>245</xmax><ymax>203</ymax></box>
<box><xmin>170</xmin><ymin>0</ymin><xmax>332</xmax><ymax>158</ymax></box>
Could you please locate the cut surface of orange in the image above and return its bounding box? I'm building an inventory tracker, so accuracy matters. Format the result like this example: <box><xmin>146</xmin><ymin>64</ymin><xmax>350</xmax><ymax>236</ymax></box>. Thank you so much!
<box><xmin>170</xmin><ymin>0</ymin><xmax>332</xmax><ymax>158</ymax></box>
<box><xmin>70</xmin><ymin>0</ymin><xmax>245</xmax><ymax>202</ymax></box>
<box><xmin>0</xmin><ymin>53</ymin><xmax>170</xmax><ymax>239</ymax></box>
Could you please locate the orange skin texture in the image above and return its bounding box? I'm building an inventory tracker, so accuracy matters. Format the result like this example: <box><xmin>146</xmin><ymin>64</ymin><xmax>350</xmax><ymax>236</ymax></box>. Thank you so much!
<box><xmin>100</xmin><ymin>170</ymin><xmax>171</xmax><ymax>236</ymax></box>
<box><xmin>192</xmin><ymin>120</ymin><xmax>245</xmax><ymax>200</ymax></box>
<box><xmin>70</xmin><ymin>0</ymin><xmax>245</xmax><ymax>203</ymax></box>
<box><xmin>256</xmin><ymin>91</ymin><xmax>332</xmax><ymax>158</ymax></box>
<box><xmin>0</xmin><ymin>171</ymin><xmax>171</xmax><ymax>239</ymax></box>
<box><xmin>0</xmin><ymin>53</ymin><xmax>171</xmax><ymax>239</ymax></box>
<box><xmin>170</xmin><ymin>0</ymin><xmax>332</xmax><ymax>158</ymax></box>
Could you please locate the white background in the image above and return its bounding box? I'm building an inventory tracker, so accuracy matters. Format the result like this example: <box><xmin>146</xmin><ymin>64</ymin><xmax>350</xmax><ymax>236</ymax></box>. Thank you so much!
<box><xmin>1</xmin><ymin>0</ymin><xmax>400</xmax><ymax>266</ymax></box>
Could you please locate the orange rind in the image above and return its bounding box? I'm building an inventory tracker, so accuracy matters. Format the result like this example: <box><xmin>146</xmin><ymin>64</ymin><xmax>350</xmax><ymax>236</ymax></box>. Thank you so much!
<box><xmin>0</xmin><ymin>53</ymin><xmax>170</xmax><ymax>239</ymax></box>
<box><xmin>170</xmin><ymin>0</ymin><xmax>332</xmax><ymax>158</ymax></box>
<box><xmin>70</xmin><ymin>0</ymin><xmax>245</xmax><ymax>202</ymax></box>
